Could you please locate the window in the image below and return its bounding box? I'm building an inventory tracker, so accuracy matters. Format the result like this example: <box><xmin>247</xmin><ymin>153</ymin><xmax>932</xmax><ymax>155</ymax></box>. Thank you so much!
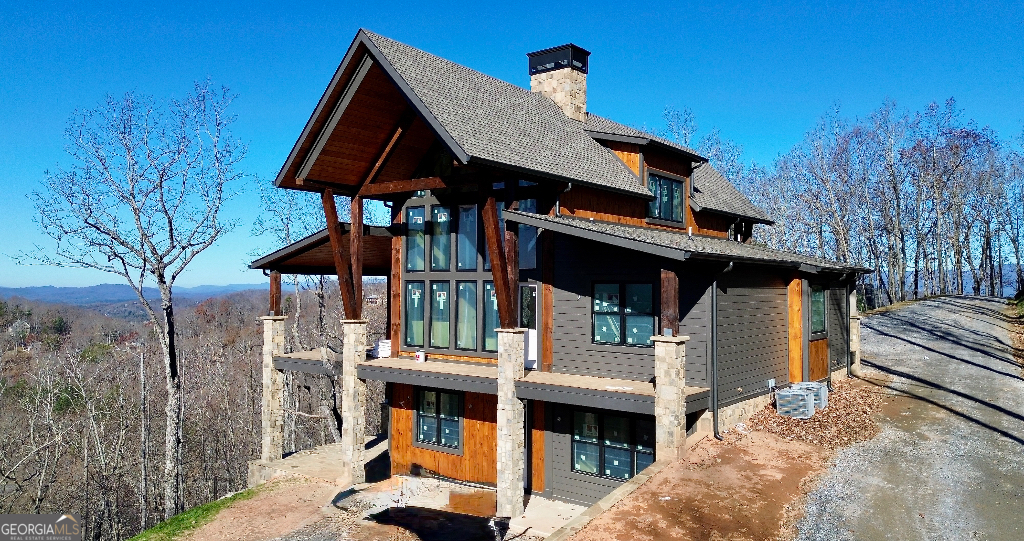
<box><xmin>456</xmin><ymin>282</ymin><xmax>478</xmax><ymax>350</ymax></box>
<box><xmin>430</xmin><ymin>281</ymin><xmax>450</xmax><ymax>348</ymax></box>
<box><xmin>406</xmin><ymin>207</ymin><xmax>425</xmax><ymax>271</ymax></box>
<box><xmin>457</xmin><ymin>205</ymin><xmax>477</xmax><ymax>271</ymax></box>
<box><xmin>647</xmin><ymin>173</ymin><xmax>685</xmax><ymax>223</ymax></box>
<box><xmin>431</xmin><ymin>206</ymin><xmax>451</xmax><ymax>271</ymax></box>
<box><xmin>415</xmin><ymin>388</ymin><xmax>462</xmax><ymax>451</ymax></box>
<box><xmin>519</xmin><ymin>199</ymin><xmax>538</xmax><ymax>269</ymax></box>
<box><xmin>592</xmin><ymin>283</ymin><xmax>655</xmax><ymax>346</ymax></box>
<box><xmin>810</xmin><ymin>286</ymin><xmax>826</xmax><ymax>335</ymax></box>
<box><xmin>572</xmin><ymin>410</ymin><xmax>654</xmax><ymax>480</ymax></box>
<box><xmin>405</xmin><ymin>282</ymin><xmax>425</xmax><ymax>346</ymax></box>
<box><xmin>483</xmin><ymin>281</ymin><xmax>499</xmax><ymax>351</ymax></box>
<box><xmin>484</xmin><ymin>202</ymin><xmax>505</xmax><ymax>270</ymax></box>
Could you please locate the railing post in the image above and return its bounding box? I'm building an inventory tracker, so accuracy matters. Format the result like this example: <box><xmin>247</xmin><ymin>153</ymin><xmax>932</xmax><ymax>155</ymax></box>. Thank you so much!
<box><xmin>260</xmin><ymin>316</ymin><xmax>287</xmax><ymax>462</ymax></box>
<box><xmin>496</xmin><ymin>328</ymin><xmax>527</xmax><ymax>519</ymax></box>
<box><xmin>652</xmin><ymin>334</ymin><xmax>689</xmax><ymax>461</ymax></box>
<box><xmin>340</xmin><ymin>319</ymin><xmax>369</xmax><ymax>484</ymax></box>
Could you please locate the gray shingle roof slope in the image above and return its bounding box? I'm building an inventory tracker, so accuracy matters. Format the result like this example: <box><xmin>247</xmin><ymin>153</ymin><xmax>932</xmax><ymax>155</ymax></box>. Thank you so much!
<box><xmin>690</xmin><ymin>163</ymin><xmax>773</xmax><ymax>223</ymax></box>
<box><xmin>361</xmin><ymin>31</ymin><xmax>651</xmax><ymax>198</ymax></box>
<box><xmin>502</xmin><ymin>210</ymin><xmax>870</xmax><ymax>273</ymax></box>
<box><xmin>584</xmin><ymin>113</ymin><xmax>703</xmax><ymax>158</ymax></box>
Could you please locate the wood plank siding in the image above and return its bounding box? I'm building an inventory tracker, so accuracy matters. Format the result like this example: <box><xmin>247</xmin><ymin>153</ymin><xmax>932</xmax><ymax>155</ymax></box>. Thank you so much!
<box><xmin>390</xmin><ymin>383</ymin><xmax>498</xmax><ymax>484</ymax></box>
<box><xmin>809</xmin><ymin>339</ymin><xmax>829</xmax><ymax>381</ymax></box>
<box><xmin>557</xmin><ymin>185</ymin><xmax>648</xmax><ymax>226</ymax></box>
<box><xmin>678</xmin><ymin>281</ymin><xmax>713</xmax><ymax>388</ymax></box>
<box><xmin>550</xmin><ymin>235</ymin><xmax>660</xmax><ymax>381</ymax></box>
<box><xmin>787</xmin><ymin>276</ymin><xmax>804</xmax><ymax>383</ymax></box>
<box><xmin>716</xmin><ymin>269</ymin><xmax>790</xmax><ymax>406</ymax></box>
<box><xmin>394</xmin><ymin>351</ymin><xmax>497</xmax><ymax>364</ymax></box>
<box><xmin>604</xmin><ymin>141</ymin><xmax>641</xmax><ymax>176</ymax></box>
<box><xmin>531</xmin><ymin>401</ymin><xmax>545</xmax><ymax>492</ymax></box>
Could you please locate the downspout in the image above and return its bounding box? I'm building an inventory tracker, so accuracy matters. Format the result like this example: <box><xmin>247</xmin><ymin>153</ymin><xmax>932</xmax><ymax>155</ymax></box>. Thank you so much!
<box><xmin>712</xmin><ymin>261</ymin><xmax>735</xmax><ymax>440</ymax></box>
<box><xmin>555</xmin><ymin>183</ymin><xmax>572</xmax><ymax>217</ymax></box>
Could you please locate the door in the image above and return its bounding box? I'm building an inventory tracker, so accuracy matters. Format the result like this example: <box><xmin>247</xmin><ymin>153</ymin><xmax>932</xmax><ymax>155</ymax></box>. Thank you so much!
<box><xmin>520</xmin><ymin>284</ymin><xmax>539</xmax><ymax>369</ymax></box>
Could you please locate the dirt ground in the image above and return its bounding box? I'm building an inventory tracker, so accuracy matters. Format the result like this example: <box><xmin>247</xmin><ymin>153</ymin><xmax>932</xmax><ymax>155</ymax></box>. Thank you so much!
<box><xmin>568</xmin><ymin>376</ymin><xmax>888</xmax><ymax>541</ymax></box>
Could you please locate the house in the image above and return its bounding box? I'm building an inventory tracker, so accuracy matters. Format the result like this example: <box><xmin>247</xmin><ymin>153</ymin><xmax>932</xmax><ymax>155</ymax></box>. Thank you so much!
<box><xmin>248</xmin><ymin>29</ymin><xmax>870</xmax><ymax>516</ymax></box>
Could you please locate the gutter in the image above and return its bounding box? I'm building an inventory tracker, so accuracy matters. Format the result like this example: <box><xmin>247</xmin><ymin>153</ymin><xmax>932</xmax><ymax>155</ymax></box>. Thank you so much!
<box><xmin>711</xmin><ymin>261</ymin><xmax>735</xmax><ymax>440</ymax></box>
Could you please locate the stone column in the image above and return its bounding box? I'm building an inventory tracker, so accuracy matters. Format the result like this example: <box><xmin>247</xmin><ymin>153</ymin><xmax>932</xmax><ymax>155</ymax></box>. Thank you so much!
<box><xmin>496</xmin><ymin>328</ymin><xmax>527</xmax><ymax>519</ymax></box>
<box><xmin>260</xmin><ymin>316</ymin><xmax>287</xmax><ymax>462</ymax></box>
<box><xmin>340</xmin><ymin>320</ymin><xmax>368</xmax><ymax>484</ymax></box>
<box><xmin>849</xmin><ymin>288</ymin><xmax>863</xmax><ymax>377</ymax></box>
<box><xmin>652</xmin><ymin>335</ymin><xmax>689</xmax><ymax>461</ymax></box>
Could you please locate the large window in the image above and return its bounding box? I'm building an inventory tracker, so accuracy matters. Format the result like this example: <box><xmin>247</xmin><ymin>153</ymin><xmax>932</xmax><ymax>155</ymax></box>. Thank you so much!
<box><xmin>483</xmin><ymin>281</ymin><xmax>499</xmax><ymax>351</ymax></box>
<box><xmin>415</xmin><ymin>388</ymin><xmax>462</xmax><ymax>452</ymax></box>
<box><xmin>592</xmin><ymin>283</ymin><xmax>655</xmax><ymax>346</ymax></box>
<box><xmin>647</xmin><ymin>173</ymin><xmax>685</xmax><ymax>223</ymax></box>
<box><xmin>572</xmin><ymin>410</ymin><xmax>654</xmax><ymax>480</ymax></box>
<box><xmin>405</xmin><ymin>281</ymin><xmax>425</xmax><ymax>346</ymax></box>
<box><xmin>456</xmin><ymin>282</ymin><xmax>477</xmax><ymax>350</ymax></box>
<box><xmin>519</xmin><ymin>199</ymin><xmax>538</xmax><ymax>269</ymax></box>
<box><xmin>810</xmin><ymin>285</ymin><xmax>826</xmax><ymax>335</ymax></box>
<box><xmin>430</xmin><ymin>281</ymin><xmax>450</xmax><ymax>348</ymax></box>
<box><xmin>406</xmin><ymin>207</ymin><xmax>425</xmax><ymax>271</ymax></box>
<box><xmin>431</xmin><ymin>206</ymin><xmax>451</xmax><ymax>271</ymax></box>
<box><xmin>457</xmin><ymin>205</ymin><xmax>477</xmax><ymax>271</ymax></box>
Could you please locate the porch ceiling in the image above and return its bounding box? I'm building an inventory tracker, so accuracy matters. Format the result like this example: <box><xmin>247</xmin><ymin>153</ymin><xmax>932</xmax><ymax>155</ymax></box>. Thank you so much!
<box><xmin>249</xmin><ymin>225</ymin><xmax>393</xmax><ymax>276</ymax></box>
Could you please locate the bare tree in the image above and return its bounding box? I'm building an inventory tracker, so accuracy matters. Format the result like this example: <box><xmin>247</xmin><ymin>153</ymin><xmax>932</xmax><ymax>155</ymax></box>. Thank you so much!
<box><xmin>24</xmin><ymin>81</ymin><xmax>244</xmax><ymax>519</ymax></box>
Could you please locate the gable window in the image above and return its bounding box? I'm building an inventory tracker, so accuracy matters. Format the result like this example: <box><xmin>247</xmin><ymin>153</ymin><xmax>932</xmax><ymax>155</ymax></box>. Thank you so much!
<box><xmin>647</xmin><ymin>173</ymin><xmax>685</xmax><ymax>223</ymax></box>
<box><xmin>518</xmin><ymin>199</ymin><xmax>538</xmax><ymax>269</ymax></box>
<box><xmin>430</xmin><ymin>281</ymin><xmax>451</xmax><ymax>348</ymax></box>
<box><xmin>592</xmin><ymin>283</ymin><xmax>655</xmax><ymax>346</ymax></box>
<box><xmin>810</xmin><ymin>285</ymin><xmax>826</xmax><ymax>336</ymax></box>
<box><xmin>456</xmin><ymin>205</ymin><xmax>477</xmax><ymax>271</ymax></box>
<box><xmin>431</xmin><ymin>206</ymin><xmax>451</xmax><ymax>271</ymax></box>
<box><xmin>405</xmin><ymin>281</ymin><xmax>425</xmax><ymax>346</ymax></box>
<box><xmin>572</xmin><ymin>409</ymin><xmax>654</xmax><ymax>480</ymax></box>
<box><xmin>415</xmin><ymin>388</ymin><xmax>463</xmax><ymax>453</ymax></box>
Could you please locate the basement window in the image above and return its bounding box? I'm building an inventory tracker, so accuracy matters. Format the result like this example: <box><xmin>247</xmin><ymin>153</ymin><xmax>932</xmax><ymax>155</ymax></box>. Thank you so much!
<box><xmin>414</xmin><ymin>388</ymin><xmax>463</xmax><ymax>454</ymax></box>
<box><xmin>572</xmin><ymin>409</ymin><xmax>654</xmax><ymax>480</ymax></box>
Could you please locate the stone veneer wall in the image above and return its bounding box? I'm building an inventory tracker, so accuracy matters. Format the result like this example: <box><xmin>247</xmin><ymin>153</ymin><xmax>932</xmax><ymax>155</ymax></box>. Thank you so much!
<box><xmin>530</xmin><ymin>68</ymin><xmax>587</xmax><ymax>122</ymax></box>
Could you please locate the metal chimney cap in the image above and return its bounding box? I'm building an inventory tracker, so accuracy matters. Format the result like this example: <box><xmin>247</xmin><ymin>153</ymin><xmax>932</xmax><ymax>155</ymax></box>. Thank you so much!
<box><xmin>527</xmin><ymin>43</ymin><xmax>590</xmax><ymax>75</ymax></box>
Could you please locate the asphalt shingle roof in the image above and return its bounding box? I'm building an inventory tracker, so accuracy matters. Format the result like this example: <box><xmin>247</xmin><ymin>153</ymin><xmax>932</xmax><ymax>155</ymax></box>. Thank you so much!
<box><xmin>362</xmin><ymin>31</ymin><xmax>651</xmax><ymax>198</ymax></box>
<box><xmin>583</xmin><ymin>113</ymin><xmax>704</xmax><ymax>158</ymax></box>
<box><xmin>690</xmin><ymin>163</ymin><xmax>773</xmax><ymax>223</ymax></box>
<box><xmin>503</xmin><ymin>210</ymin><xmax>869</xmax><ymax>273</ymax></box>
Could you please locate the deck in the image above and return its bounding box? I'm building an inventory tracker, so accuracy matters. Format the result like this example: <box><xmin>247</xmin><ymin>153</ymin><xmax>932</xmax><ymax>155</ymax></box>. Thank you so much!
<box><xmin>357</xmin><ymin>357</ymin><xmax>710</xmax><ymax>414</ymax></box>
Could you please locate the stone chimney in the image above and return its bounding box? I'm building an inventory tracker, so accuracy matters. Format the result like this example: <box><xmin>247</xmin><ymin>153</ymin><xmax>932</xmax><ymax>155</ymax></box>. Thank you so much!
<box><xmin>527</xmin><ymin>44</ymin><xmax>590</xmax><ymax>122</ymax></box>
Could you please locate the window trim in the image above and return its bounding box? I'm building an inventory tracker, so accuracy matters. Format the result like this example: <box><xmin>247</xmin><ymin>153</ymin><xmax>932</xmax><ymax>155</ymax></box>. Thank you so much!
<box><xmin>590</xmin><ymin>282</ymin><xmax>657</xmax><ymax>348</ymax></box>
<box><xmin>412</xmin><ymin>387</ymin><xmax>465</xmax><ymax>455</ymax></box>
<box><xmin>569</xmin><ymin>407</ymin><xmax>655</xmax><ymax>481</ymax></box>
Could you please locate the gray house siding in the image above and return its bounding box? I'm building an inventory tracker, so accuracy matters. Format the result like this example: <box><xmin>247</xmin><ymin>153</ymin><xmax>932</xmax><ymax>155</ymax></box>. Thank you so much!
<box><xmin>678</xmin><ymin>274</ymin><xmax>714</xmax><ymax>388</ymax></box>
<box><xmin>715</xmin><ymin>267</ymin><xmax>789</xmax><ymax>406</ymax></box>
<box><xmin>827</xmin><ymin>287</ymin><xmax>848</xmax><ymax>370</ymax></box>
<box><xmin>544</xmin><ymin>402</ymin><xmax>641</xmax><ymax>506</ymax></box>
<box><xmin>550</xmin><ymin>235</ymin><xmax>661</xmax><ymax>382</ymax></box>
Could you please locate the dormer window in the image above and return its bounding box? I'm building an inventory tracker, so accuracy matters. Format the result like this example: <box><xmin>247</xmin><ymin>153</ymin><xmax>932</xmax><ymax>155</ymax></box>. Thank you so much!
<box><xmin>647</xmin><ymin>173</ymin><xmax>685</xmax><ymax>224</ymax></box>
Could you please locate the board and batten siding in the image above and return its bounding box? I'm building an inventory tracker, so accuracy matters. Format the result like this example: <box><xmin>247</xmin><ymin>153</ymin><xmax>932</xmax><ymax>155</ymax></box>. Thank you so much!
<box><xmin>550</xmin><ymin>235</ymin><xmax>661</xmax><ymax>382</ymax></box>
<box><xmin>544</xmin><ymin>403</ymin><xmax>636</xmax><ymax>505</ymax></box>
<box><xmin>716</xmin><ymin>268</ymin><xmax>790</xmax><ymax>406</ymax></box>
<box><xmin>827</xmin><ymin>287</ymin><xmax>849</xmax><ymax>370</ymax></box>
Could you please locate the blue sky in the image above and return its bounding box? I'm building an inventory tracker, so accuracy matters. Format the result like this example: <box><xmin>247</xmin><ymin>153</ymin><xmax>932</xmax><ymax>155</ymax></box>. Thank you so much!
<box><xmin>1</xmin><ymin>0</ymin><xmax>1021</xmax><ymax>287</ymax></box>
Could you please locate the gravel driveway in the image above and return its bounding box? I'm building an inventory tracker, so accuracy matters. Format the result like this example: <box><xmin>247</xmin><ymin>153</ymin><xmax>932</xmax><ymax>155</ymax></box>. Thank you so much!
<box><xmin>796</xmin><ymin>296</ymin><xmax>1024</xmax><ymax>541</ymax></box>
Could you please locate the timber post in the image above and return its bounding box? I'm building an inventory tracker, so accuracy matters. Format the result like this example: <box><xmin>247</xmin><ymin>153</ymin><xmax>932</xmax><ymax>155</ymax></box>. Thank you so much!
<box><xmin>496</xmin><ymin>328</ymin><xmax>527</xmax><ymax>519</ymax></box>
<box><xmin>340</xmin><ymin>319</ymin><xmax>369</xmax><ymax>484</ymax></box>
<box><xmin>260</xmin><ymin>315</ymin><xmax>287</xmax><ymax>462</ymax></box>
<box><xmin>652</xmin><ymin>334</ymin><xmax>689</xmax><ymax>461</ymax></box>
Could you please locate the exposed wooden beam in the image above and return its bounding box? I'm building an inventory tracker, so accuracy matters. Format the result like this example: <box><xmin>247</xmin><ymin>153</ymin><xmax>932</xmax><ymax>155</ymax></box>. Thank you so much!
<box><xmin>322</xmin><ymin>189</ymin><xmax>360</xmax><ymax>319</ymax></box>
<box><xmin>351</xmin><ymin>195</ymin><xmax>364</xmax><ymax>317</ymax></box>
<box><xmin>482</xmin><ymin>192</ymin><xmax>515</xmax><ymax>328</ymax></box>
<box><xmin>660</xmin><ymin>268</ymin><xmax>679</xmax><ymax>335</ymax></box>
<box><xmin>504</xmin><ymin>186</ymin><xmax>519</xmax><ymax>320</ymax></box>
<box><xmin>269</xmin><ymin>271</ymin><xmax>282</xmax><ymax>316</ymax></box>
<box><xmin>297</xmin><ymin>55</ymin><xmax>374</xmax><ymax>182</ymax></box>
<box><xmin>357</xmin><ymin>176</ymin><xmax>445</xmax><ymax>197</ymax></box>
<box><xmin>540</xmin><ymin>230</ymin><xmax>554</xmax><ymax>372</ymax></box>
<box><xmin>359</xmin><ymin>111</ymin><xmax>415</xmax><ymax>192</ymax></box>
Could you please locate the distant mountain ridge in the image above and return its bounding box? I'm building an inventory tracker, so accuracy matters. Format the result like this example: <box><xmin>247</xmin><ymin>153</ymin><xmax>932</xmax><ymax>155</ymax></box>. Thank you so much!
<box><xmin>0</xmin><ymin>283</ymin><xmax>264</xmax><ymax>306</ymax></box>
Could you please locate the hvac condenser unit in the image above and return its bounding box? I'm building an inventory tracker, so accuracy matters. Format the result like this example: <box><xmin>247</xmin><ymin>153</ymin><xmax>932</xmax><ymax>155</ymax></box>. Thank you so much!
<box><xmin>775</xmin><ymin>388</ymin><xmax>815</xmax><ymax>419</ymax></box>
<box><xmin>793</xmin><ymin>382</ymin><xmax>829</xmax><ymax>410</ymax></box>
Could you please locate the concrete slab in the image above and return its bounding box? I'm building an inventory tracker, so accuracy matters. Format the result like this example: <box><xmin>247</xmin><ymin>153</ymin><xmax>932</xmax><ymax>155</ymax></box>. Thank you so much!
<box><xmin>248</xmin><ymin>437</ymin><xmax>388</xmax><ymax>489</ymax></box>
<box><xmin>510</xmin><ymin>495</ymin><xmax>587</xmax><ymax>538</ymax></box>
